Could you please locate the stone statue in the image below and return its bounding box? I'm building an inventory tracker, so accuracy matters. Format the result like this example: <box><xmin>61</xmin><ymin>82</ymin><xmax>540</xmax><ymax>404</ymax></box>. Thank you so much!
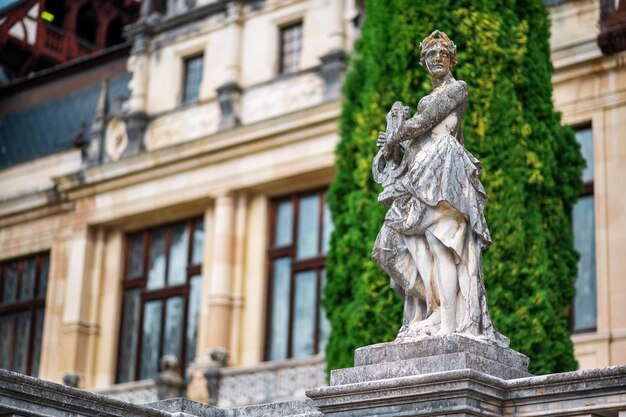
<box><xmin>372</xmin><ymin>30</ymin><xmax>508</xmax><ymax>347</ymax></box>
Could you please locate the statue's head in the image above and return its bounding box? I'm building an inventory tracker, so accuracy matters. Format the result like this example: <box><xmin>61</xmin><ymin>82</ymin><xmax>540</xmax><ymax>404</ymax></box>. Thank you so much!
<box><xmin>420</xmin><ymin>30</ymin><xmax>457</xmax><ymax>77</ymax></box>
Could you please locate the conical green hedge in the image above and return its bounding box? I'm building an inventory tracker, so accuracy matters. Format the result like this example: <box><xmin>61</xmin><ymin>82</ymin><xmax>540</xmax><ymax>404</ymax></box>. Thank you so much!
<box><xmin>324</xmin><ymin>0</ymin><xmax>584</xmax><ymax>375</ymax></box>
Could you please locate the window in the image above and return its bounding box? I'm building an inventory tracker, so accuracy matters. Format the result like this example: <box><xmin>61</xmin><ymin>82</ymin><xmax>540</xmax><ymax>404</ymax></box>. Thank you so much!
<box><xmin>0</xmin><ymin>253</ymin><xmax>49</xmax><ymax>377</ymax></box>
<box><xmin>572</xmin><ymin>127</ymin><xmax>596</xmax><ymax>333</ymax></box>
<box><xmin>265</xmin><ymin>190</ymin><xmax>333</xmax><ymax>361</ymax></box>
<box><xmin>182</xmin><ymin>55</ymin><xmax>204</xmax><ymax>104</ymax></box>
<box><xmin>279</xmin><ymin>22</ymin><xmax>302</xmax><ymax>75</ymax></box>
<box><xmin>116</xmin><ymin>218</ymin><xmax>204</xmax><ymax>383</ymax></box>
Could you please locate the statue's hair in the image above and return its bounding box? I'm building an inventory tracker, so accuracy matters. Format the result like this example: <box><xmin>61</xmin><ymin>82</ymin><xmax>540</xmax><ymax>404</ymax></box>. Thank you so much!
<box><xmin>419</xmin><ymin>30</ymin><xmax>457</xmax><ymax>71</ymax></box>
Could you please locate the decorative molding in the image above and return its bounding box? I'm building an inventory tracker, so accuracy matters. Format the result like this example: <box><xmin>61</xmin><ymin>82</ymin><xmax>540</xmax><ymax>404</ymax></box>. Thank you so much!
<box><xmin>122</xmin><ymin>111</ymin><xmax>148</xmax><ymax>159</ymax></box>
<box><xmin>216</xmin><ymin>82</ymin><xmax>242</xmax><ymax>130</ymax></box>
<box><xmin>92</xmin><ymin>380</ymin><xmax>160</xmax><ymax>405</ymax></box>
<box><xmin>318</xmin><ymin>49</ymin><xmax>346</xmax><ymax>101</ymax></box>
<box><xmin>53</xmin><ymin>100</ymin><xmax>340</xmax><ymax>199</ymax></box>
<box><xmin>216</xmin><ymin>356</ymin><xmax>326</xmax><ymax>407</ymax></box>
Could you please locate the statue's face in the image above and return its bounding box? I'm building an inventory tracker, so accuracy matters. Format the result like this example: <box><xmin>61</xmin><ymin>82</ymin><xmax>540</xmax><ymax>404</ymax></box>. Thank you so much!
<box><xmin>424</xmin><ymin>43</ymin><xmax>451</xmax><ymax>79</ymax></box>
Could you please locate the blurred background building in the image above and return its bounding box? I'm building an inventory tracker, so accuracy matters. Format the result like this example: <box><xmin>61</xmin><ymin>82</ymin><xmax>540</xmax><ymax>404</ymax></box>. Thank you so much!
<box><xmin>0</xmin><ymin>0</ymin><xmax>624</xmax><ymax>407</ymax></box>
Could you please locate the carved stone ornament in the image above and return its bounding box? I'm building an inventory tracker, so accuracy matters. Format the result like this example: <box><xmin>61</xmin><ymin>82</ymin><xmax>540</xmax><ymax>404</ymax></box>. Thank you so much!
<box><xmin>372</xmin><ymin>30</ymin><xmax>508</xmax><ymax>348</ymax></box>
<box><xmin>104</xmin><ymin>115</ymin><xmax>129</xmax><ymax>162</ymax></box>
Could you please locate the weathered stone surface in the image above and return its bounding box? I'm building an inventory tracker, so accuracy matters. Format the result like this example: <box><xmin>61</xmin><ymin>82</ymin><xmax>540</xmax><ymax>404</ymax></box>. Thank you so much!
<box><xmin>0</xmin><ymin>369</ymin><xmax>320</xmax><ymax>417</ymax></box>
<box><xmin>354</xmin><ymin>334</ymin><xmax>529</xmax><ymax>370</ymax></box>
<box><xmin>144</xmin><ymin>398</ymin><xmax>225</xmax><ymax>417</ymax></box>
<box><xmin>332</xmin><ymin>352</ymin><xmax>529</xmax><ymax>385</ymax></box>
<box><xmin>0</xmin><ymin>369</ymin><xmax>170</xmax><ymax>417</ymax></box>
<box><xmin>307</xmin><ymin>366</ymin><xmax>626</xmax><ymax>417</ymax></box>
<box><xmin>2</xmin><ymin>358</ymin><xmax>626</xmax><ymax>417</ymax></box>
<box><xmin>233</xmin><ymin>399</ymin><xmax>322</xmax><ymax>417</ymax></box>
<box><xmin>372</xmin><ymin>29</ymin><xmax>507</xmax><ymax>346</ymax></box>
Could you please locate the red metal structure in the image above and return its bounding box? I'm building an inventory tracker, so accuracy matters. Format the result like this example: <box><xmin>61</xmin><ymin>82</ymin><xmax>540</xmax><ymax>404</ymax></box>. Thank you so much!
<box><xmin>599</xmin><ymin>0</ymin><xmax>626</xmax><ymax>54</ymax></box>
<box><xmin>0</xmin><ymin>0</ymin><xmax>140</xmax><ymax>81</ymax></box>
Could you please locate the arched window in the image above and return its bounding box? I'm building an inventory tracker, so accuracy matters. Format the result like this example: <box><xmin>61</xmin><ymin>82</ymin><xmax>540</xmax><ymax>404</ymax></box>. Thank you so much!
<box><xmin>75</xmin><ymin>2</ymin><xmax>97</xmax><ymax>45</ymax></box>
<box><xmin>106</xmin><ymin>16</ymin><xmax>124</xmax><ymax>47</ymax></box>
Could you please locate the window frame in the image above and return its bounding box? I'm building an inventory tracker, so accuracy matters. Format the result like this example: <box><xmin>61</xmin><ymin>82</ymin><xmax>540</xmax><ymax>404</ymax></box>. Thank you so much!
<box><xmin>264</xmin><ymin>188</ymin><xmax>330</xmax><ymax>361</ymax></box>
<box><xmin>278</xmin><ymin>20</ymin><xmax>303</xmax><ymax>75</ymax></box>
<box><xmin>115</xmin><ymin>217</ymin><xmax>203</xmax><ymax>383</ymax></box>
<box><xmin>181</xmin><ymin>54</ymin><xmax>204</xmax><ymax>105</ymax></box>
<box><xmin>0</xmin><ymin>252</ymin><xmax>49</xmax><ymax>377</ymax></box>
<box><xmin>570</xmin><ymin>124</ymin><xmax>597</xmax><ymax>334</ymax></box>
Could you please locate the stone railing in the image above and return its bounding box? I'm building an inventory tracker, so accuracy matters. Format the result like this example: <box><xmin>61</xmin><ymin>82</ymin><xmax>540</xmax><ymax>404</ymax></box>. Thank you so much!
<box><xmin>240</xmin><ymin>69</ymin><xmax>326</xmax><ymax>126</ymax></box>
<box><xmin>216</xmin><ymin>355</ymin><xmax>327</xmax><ymax>408</ymax></box>
<box><xmin>145</xmin><ymin>100</ymin><xmax>221</xmax><ymax>151</ymax></box>
<box><xmin>91</xmin><ymin>379</ymin><xmax>159</xmax><ymax>404</ymax></box>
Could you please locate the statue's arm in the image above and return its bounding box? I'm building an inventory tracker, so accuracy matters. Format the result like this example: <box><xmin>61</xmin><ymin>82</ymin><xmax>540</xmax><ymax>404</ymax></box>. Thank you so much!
<box><xmin>393</xmin><ymin>81</ymin><xmax>467</xmax><ymax>143</ymax></box>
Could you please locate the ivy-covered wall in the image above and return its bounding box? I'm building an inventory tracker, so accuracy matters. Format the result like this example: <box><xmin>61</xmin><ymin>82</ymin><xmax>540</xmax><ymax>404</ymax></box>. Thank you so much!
<box><xmin>324</xmin><ymin>0</ymin><xmax>584</xmax><ymax>375</ymax></box>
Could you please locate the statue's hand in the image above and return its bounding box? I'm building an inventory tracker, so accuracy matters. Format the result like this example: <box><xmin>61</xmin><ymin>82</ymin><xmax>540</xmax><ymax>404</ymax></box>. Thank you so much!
<box><xmin>377</xmin><ymin>131</ymin><xmax>388</xmax><ymax>148</ymax></box>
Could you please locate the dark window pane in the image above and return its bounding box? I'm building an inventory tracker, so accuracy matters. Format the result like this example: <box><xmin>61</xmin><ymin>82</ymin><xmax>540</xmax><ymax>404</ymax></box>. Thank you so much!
<box><xmin>117</xmin><ymin>289</ymin><xmax>141</xmax><ymax>383</ymax></box>
<box><xmin>291</xmin><ymin>270</ymin><xmax>317</xmax><ymax>359</ymax></box>
<box><xmin>268</xmin><ymin>258</ymin><xmax>291</xmax><ymax>361</ymax></box>
<box><xmin>140</xmin><ymin>300</ymin><xmax>163</xmax><ymax>380</ymax></box>
<box><xmin>167</xmin><ymin>224</ymin><xmax>188</xmax><ymax>286</ymax></box>
<box><xmin>573</xmin><ymin>195</ymin><xmax>597</xmax><ymax>331</ymax></box>
<box><xmin>30</xmin><ymin>308</ymin><xmax>45</xmax><ymax>377</ymax></box>
<box><xmin>318</xmin><ymin>269</ymin><xmax>330</xmax><ymax>353</ymax></box>
<box><xmin>274</xmin><ymin>200</ymin><xmax>293</xmax><ymax>247</ymax></box>
<box><xmin>186</xmin><ymin>275</ymin><xmax>202</xmax><ymax>368</ymax></box>
<box><xmin>0</xmin><ymin>315</ymin><xmax>12</xmax><ymax>369</ymax></box>
<box><xmin>321</xmin><ymin>200</ymin><xmax>333</xmax><ymax>254</ymax></box>
<box><xmin>147</xmin><ymin>228</ymin><xmax>167</xmax><ymax>290</ymax></box>
<box><xmin>2</xmin><ymin>262</ymin><xmax>18</xmax><ymax>304</ymax></box>
<box><xmin>128</xmin><ymin>233</ymin><xmax>144</xmax><ymax>279</ymax></box>
<box><xmin>296</xmin><ymin>195</ymin><xmax>320</xmax><ymax>259</ymax></box>
<box><xmin>118</xmin><ymin>218</ymin><xmax>202</xmax><ymax>383</ymax></box>
<box><xmin>192</xmin><ymin>219</ymin><xmax>204</xmax><ymax>265</ymax></box>
<box><xmin>575</xmin><ymin>128</ymin><xmax>594</xmax><ymax>183</ymax></box>
<box><xmin>266</xmin><ymin>191</ymin><xmax>332</xmax><ymax>361</ymax></box>
<box><xmin>19</xmin><ymin>258</ymin><xmax>36</xmax><ymax>300</ymax></box>
<box><xmin>0</xmin><ymin>253</ymin><xmax>49</xmax><ymax>377</ymax></box>
<box><xmin>38</xmin><ymin>254</ymin><xmax>50</xmax><ymax>297</ymax></box>
<box><xmin>13</xmin><ymin>311</ymin><xmax>32</xmax><ymax>373</ymax></box>
<box><xmin>163</xmin><ymin>296</ymin><xmax>184</xmax><ymax>358</ymax></box>
<box><xmin>183</xmin><ymin>55</ymin><xmax>203</xmax><ymax>104</ymax></box>
<box><xmin>280</xmin><ymin>23</ymin><xmax>302</xmax><ymax>75</ymax></box>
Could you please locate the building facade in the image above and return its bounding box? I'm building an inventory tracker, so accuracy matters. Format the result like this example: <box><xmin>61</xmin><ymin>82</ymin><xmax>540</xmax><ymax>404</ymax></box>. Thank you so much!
<box><xmin>550</xmin><ymin>0</ymin><xmax>626</xmax><ymax>370</ymax></box>
<box><xmin>0</xmin><ymin>0</ymin><xmax>624</xmax><ymax>407</ymax></box>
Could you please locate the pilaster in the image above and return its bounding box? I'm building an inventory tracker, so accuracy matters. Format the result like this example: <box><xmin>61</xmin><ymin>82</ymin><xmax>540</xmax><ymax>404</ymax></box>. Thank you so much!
<box><xmin>205</xmin><ymin>194</ymin><xmax>236</xmax><ymax>352</ymax></box>
<box><xmin>43</xmin><ymin>226</ymin><xmax>106</xmax><ymax>387</ymax></box>
<box><xmin>318</xmin><ymin>0</ymin><xmax>346</xmax><ymax>101</ymax></box>
<box><xmin>228</xmin><ymin>193</ymin><xmax>248</xmax><ymax>365</ymax></box>
<box><xmin>123</xmin><ymin>20</ymin><xmax>152</xmax><ymax>156</ymax></box>
<box><xmin>216</xmin><ymin>1</ymin><xmax>243</xmax><ymax>130</ymax></box>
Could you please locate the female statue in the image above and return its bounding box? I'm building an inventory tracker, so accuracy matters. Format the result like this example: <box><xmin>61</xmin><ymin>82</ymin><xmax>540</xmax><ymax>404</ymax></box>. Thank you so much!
<box><xmin>372</xmin><ymin>30</ymin><xmax>508</xmax><ymax>347</ymax></box>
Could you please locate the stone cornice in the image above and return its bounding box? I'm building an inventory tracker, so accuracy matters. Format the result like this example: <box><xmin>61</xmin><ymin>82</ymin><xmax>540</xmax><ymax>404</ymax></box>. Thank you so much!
<box><xmin>53</xmin><ymin>100</ymin><xmax>341</xmax><ymax>201</ymax></box>
<box><xmin>0</xmin><ymin>189</ymin><xmax>73</xmax><ymax>227</ymax></box>
<box><xmin>126</xmin><ymin>0</ymin><xmax>229</xmax><ymax>40</ymax></box>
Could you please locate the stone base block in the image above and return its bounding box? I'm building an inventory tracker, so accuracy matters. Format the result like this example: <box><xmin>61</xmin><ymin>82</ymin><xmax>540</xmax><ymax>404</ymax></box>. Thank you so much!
<box><xmin>329</xmin><ymin>334</ymin><xmax>530</xmax><ymax>386</ymax></box>
<box><xmin>354</xmin><ymin>334</ymin><xmax>529</xmax><ymax>372</ymax></box>
<box><xmin>331</xmin><ymin>351</ymin><xmax>530</xmax><ymax>385</ymax></box>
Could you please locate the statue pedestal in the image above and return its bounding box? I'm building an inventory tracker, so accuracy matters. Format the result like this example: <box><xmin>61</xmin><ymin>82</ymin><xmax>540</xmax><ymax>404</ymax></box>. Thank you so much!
<box><xmin>308</xmin><ymin>334</ymin><xmax>532</xmax><ymax>417</ymax></box>
<box><xmin>332</xmin><ymin>334</ymin><xmax>530</xmax><ymax>385</ymax></box>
